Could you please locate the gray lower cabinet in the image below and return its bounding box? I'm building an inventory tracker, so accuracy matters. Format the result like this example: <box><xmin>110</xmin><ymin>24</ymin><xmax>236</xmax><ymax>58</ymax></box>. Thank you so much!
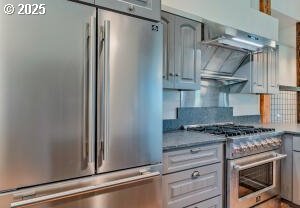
<box><xmin>163</xmin><ymin>163</ymin><xmax>222</xmax><ymax>208</ymax></box>
<box><xmin>186</xmin><ymin>196</ymin><xmax>222</xmax><ymax>208</ymax></box>
<box><xmin>281</xmin><ymin>134</ymin><xmax>293</xmax><ymax>201</ymax></box>
<box><xmin>162</xmin><ymin>143</ymin><xmax>223</xmax><ymax>208</ymax></box>
<box><xmin>293</xmin><ymin>151</ymin><xmax>300</xmax><ymax>205</ymax></box>
<box><xmin>95</xmin><ymin>0</ymin><xmax>161</xmax><ymax>21</ymax></box>
<box><xmin>162</xmin><ymin>12</ymin><xmax>202</xmax><ymax>90</ymax></box>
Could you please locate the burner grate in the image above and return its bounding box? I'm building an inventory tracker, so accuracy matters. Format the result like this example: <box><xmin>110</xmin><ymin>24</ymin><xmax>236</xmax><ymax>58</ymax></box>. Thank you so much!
<box><xmin>186</xmin><ymin>124</ymin><xmax>275</xmax><ymax>137</ymax></box>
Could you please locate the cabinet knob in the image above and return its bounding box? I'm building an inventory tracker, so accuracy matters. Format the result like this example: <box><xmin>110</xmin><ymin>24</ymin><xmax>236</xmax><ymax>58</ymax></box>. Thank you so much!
<box><xmin>191</xmin><ymin>171</ymin><xmax>200</xmax><ymax>179</ymax></box>
<box><xmin>175</xmin><ymin>73</ymin><xmax>180</xmax><ymax>77</ymax></box>
<box><xmin>169</xmin><ymin>73</ymin><xmax>174</xmax><ymax>76</ymax></box>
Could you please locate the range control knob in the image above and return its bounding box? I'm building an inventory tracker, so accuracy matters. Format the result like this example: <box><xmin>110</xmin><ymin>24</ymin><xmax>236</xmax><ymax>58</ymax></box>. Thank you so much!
<box><xmin>246</xmin><ymin>142</ymin><xmax>255</xmax><ymax>151</ymax></box>
<box><xmin>265</xmin><ymin>139</ymin><xmax>274</xmax><ymax>146</ymax></box>
<box><xmin>240</xmin><ymin>143</ymin><xmax>248</xmax><ymax>153</ymax></box>
<box><xmin>253</xmin><ymin>140</ymin><xmax>262</xmax><ymax>149</ymax></box>
<box><xmin>261</xmin><ymin>140</ymin><xmax>268</xmax><ymax>147</ymax></box>
<box><xmin>232</xmin><ymin>144</ymin><xmax>241</xmax><ymax>155</ymax></box>
<box><xmin>272</xmin><ymin>138</ymin><xmax>282</xmax><ymax>146</ymax></box>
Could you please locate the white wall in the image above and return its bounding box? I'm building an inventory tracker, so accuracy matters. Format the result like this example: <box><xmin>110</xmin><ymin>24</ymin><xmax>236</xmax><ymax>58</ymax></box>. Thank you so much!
<box><xmin>272</xmin><ymin>0</ymin><xmax>300</xmax><ymax>21</ymax></box>
<box><xmin>162</xmin><ymin>0</ymin><xmax>279</xmax><ymax>40</ymax></box>
<box><xmin>278</xmin><ymin>44</ymin><xmax>297</xmax><ymax>86</ymax></box>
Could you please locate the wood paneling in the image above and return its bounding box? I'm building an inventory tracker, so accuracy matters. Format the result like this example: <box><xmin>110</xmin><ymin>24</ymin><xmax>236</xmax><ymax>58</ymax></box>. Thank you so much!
<box><xmin>260</xmin><ymin>95</ymin><xmax>271</xmax><ymax>123</ymax></box>
<box><xmin>260</xmin><ymin>0</ymin><xmax>271</xmax><ymax>15</ymax></box>
<box><xmin>297</xmin><ymin>23</ymin><xmax>300</xmax><ymax>123</ymax></box>
<box><xmin>259</xmin><ymin>0</ymin><xmax>271</xmax><ymax>123</ymax></box>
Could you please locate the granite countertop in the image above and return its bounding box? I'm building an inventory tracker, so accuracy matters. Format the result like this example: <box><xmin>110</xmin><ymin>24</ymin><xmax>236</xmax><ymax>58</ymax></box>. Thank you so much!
<box><xmin>255</xmin><ymin>123</ymin><xmax>300</xmax><ymax>135</ymax></box>
<box><xmin>163</xmin><ymin>124</ymin><xmax>300</xmax><ymax>151</ymax></box>
<box><xmin>163</xmin><ymin>130</ymin><xmax>226</xmax><ymax>151</ymax></box>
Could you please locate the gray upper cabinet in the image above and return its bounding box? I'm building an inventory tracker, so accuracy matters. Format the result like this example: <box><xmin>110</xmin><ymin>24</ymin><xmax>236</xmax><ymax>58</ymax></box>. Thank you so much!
<box><xmin>174</xmin><ymin>16</ymin><xmax>202</xmax><ymax>90</ymax></box>
<box><xmin>252</xmin><ymin>51</ymin><xmax>268</xmax><ymax>93</ymax></box>
<box><xmin>267</xmin><ymin>47</ymin><xmax>279</xmax><ymax>94</ymax></box>
<box><xmin>162</xmin><ymin>12</ymin><xmax>175</xmax><ymax>89</ymax></box>
<box><xmin>94</xmin><ymin>0</ymin><xmax>161</xmax><ymax>21</ymax></box>
<box><xmin>232</xmin><ymin>47</ymin><xmax>279</xmax><ymax>94</ymax></box>
<box><xmin>162</xmin><ymin>12</ymin><xmax>202</xmax><ymax>90</ymax></box>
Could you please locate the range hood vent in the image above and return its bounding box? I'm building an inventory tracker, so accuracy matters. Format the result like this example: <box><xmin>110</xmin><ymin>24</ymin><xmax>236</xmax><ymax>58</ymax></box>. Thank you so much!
<box><xmin>200</xmin><ymin>21</ymin><xmax>277</xmax><ymax>78</ymax></box>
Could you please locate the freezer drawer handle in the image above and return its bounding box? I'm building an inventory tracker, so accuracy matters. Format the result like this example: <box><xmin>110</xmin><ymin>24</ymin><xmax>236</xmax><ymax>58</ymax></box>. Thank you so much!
<box><xmin>233</xmin><ymin>153</ymin><xmax>287</xmax><ymax>171</ymax></box>
<box><xmin>10</xmin><ymin>172</ymin><xmax>160</xmax><ymax>208</ymax></box>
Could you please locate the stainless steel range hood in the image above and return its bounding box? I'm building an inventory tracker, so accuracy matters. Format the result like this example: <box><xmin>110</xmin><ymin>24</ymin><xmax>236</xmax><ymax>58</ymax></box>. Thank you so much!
<box><xmin>200</xmin><ymin>21</ymin><xmax>277</xmax><ymax>85</ymax></box>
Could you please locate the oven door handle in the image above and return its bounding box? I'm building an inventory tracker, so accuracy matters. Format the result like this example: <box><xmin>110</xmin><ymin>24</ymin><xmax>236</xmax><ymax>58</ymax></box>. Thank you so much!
<box><xmin>234</xmin><ymin>153</ymin><xmax>287</xmax><ymax>171</ymax></box>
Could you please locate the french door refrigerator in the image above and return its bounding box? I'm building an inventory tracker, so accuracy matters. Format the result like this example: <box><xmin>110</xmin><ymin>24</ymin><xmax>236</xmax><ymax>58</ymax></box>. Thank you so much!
<box><xmin>0</xmin><ymin>0</ymin><xmax>162</xmax><ymax>207</ymax></box>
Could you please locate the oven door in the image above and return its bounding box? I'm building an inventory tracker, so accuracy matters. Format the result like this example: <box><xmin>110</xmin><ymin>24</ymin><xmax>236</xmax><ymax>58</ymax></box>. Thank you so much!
<box><xmin>227</xmin><ymin>151</ymin><xmax>286</xmax><ymax>208</ymax></box>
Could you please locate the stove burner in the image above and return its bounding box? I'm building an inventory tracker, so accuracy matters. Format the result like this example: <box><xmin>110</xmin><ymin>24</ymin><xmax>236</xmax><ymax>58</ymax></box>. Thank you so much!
<box><xmin>186</xmin><ymin>124</ymin><xmax>275</xmax><ymax>137</ymax></box>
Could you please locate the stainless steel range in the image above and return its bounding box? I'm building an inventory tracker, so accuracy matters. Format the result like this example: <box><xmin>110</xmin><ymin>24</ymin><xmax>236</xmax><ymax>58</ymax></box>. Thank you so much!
<box><xmin>186</xmin><ymin>123</ymin><xmax>286</xmax><ymax>208</ymax></box>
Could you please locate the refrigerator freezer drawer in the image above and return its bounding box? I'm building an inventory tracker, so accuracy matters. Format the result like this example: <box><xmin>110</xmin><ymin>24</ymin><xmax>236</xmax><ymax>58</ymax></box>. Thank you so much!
<box><xmin>0</xmin><ymin>165</ymin><xmax>162</xmax><ymax>208</ymax></box>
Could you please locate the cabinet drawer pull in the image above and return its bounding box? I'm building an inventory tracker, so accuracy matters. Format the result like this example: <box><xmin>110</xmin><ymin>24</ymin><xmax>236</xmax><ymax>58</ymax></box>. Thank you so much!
<box><xmin>191</xmin><ymin>171</ymin><xmax>200</xmax><ymax>179</ymax></box>
<box><xmin>190</xmin><ymin>148</ymin><xmax>202</xmax><ymax>154</ymax></box>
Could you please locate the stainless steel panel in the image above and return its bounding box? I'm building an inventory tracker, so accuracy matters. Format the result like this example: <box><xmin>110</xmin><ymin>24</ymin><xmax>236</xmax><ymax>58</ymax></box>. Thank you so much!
<box><xmin>94</xmin><ymin>0</ymin><xmax>161</xmax><ymax>22</ymax></box>
<box><xmin>97</xmin><ymin>10</ymin><xmax>163</xmax><ymax>173</ymax></box>
<box><xmin>0</xmin><ymin>165</ymin><xmax>162</xmax><ymax>208</ymax></box>
<box><xmin>205</xmin><ymin>48</ymin><xmax>232</xmax><ymax>73</ymax></box>
<box><xmin>0</xmin><ymin>0</ymin><xmax>96</xmax><ymax>191</ymax></box>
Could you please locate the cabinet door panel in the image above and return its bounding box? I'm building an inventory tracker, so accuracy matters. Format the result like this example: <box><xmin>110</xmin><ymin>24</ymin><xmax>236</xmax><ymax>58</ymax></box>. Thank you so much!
<box><xmin>174</xmin><ymin>16</ymin><xmax>202</xmax><ymax>90</ymax></box>
<box><xmin>267</xmin><ymin>48</ymin><xmax>279</xmax><ymax>94</ymax></box>
<box><xmin>162</xmin><ymin>12</ymin><xmax>175</xmax><ymax>89</ymax></box>
<box><xmin>162</xmin><ymin>163</ymin><xmax>222</xmax><ymax>208</ymax></box>
<box><xmin>252</xmin><ymin>51</ymin><xmax>268</xmax><ymax>93</ymax></box>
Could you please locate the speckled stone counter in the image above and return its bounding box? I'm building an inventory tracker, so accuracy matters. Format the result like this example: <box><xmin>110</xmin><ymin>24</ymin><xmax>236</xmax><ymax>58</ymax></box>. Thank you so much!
<box><xmin>256</xmin><ymin>124</ymin><xmax>300</xmax><ymax>135</ymax></box>
<box><xmin>163</xmin><ymin>130</ymin><xmax>226</xmax><ymax>151</ymax></box>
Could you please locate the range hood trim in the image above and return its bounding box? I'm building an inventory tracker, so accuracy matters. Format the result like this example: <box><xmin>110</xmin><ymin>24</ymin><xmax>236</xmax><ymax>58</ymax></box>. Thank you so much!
<box><xmin>201</xmin><ymin>74</ymin><xmax>248</xmax><ymax>86</ymax></box>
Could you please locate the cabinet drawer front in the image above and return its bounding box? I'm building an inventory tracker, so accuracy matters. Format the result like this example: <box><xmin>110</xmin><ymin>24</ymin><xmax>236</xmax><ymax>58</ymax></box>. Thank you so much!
<box><xmin>163</xmin><ymin>163</ymin><xmax>222</xmax><ymax>208</ymax></box>
<box><xmin>186</xmin><ymin>196</ymin><xmax>222</xmax><ymax>208</ymax></box>
<box><xmin>163</xmin><ymin>144</ymin><xmax>223</xmax><ymax>174</ymax></box>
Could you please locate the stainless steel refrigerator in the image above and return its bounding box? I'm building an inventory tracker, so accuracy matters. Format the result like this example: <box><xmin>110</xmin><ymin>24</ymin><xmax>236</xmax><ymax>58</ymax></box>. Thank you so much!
<box><xmin>0</xmin><ymin>0</ymin><xmax>162</xmax><ymax>207</ymax></box>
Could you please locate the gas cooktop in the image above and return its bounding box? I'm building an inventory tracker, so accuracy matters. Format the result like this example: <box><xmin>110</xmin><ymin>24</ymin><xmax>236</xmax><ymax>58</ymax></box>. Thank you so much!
<box><xmin>185</xmin><ymin>123</ymin><xmax>275</xmax><ymax>137</ymax></box>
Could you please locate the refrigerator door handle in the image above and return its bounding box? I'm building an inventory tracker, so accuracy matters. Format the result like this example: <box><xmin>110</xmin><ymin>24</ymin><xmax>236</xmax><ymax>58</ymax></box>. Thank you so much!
<box><xmin>83</xmin><ymin>16</ymin><xmax>96</xmax><ymax>170</ymax></box>
<box><xmin>99</xmin><ymin>20</ymin><xmax>110</xmax><ymax>162</ymax></box>
<box><xmin>88</xmin><ymin>16</ymin><xmax>96</xmax><ymax>166</ymax></box>
<box><xmin>103</xmin><ymin>20</ymin><xmax>110</xmax><ymax>161</ymax></box>
<box><xmin>10</xmin><ymin>172</ymin><xmax>160</xmax><ymax>208</ymax></box>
